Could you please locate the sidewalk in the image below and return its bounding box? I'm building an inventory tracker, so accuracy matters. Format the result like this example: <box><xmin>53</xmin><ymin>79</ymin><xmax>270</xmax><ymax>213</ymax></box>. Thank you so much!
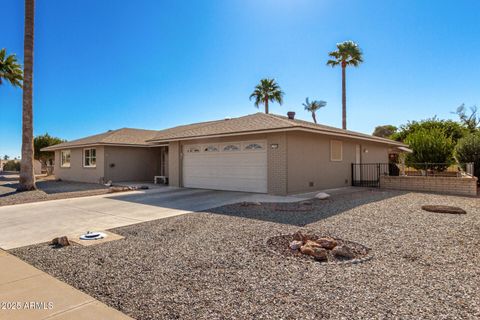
<box><xmin>0</xmin><ymin>250</ymin><xmax>133</xmax><ymax>320</ymax></box>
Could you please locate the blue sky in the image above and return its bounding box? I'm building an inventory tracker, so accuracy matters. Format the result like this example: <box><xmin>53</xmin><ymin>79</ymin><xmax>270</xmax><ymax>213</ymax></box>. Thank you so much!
<box><xmin>1</xmin><ymin>0</ymin><xmax>479</xmax><ymax>158</ymax></box>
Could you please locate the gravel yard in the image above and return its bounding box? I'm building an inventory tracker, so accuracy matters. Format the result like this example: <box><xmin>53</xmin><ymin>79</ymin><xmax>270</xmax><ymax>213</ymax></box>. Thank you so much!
<box><xmin>0</xmin><ymin>174</ymin><xmax>109</xmax><ymax>206</ymax></box>
<box><xmin>11</xmin><ymin>189</ymin><xmax>480</xmax><ymax>319</ymax></box>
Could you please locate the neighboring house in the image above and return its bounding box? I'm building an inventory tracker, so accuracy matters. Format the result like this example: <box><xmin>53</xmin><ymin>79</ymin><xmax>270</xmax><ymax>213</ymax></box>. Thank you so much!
<box><xmin>34</xmin><ymin>159</ymin><xmax>42</xmax><ymax>175</ymax></box>
<box><xmin>42</xmin><ymin>112</ymin><xmax>407</xmax><ymax>195</ymax></box>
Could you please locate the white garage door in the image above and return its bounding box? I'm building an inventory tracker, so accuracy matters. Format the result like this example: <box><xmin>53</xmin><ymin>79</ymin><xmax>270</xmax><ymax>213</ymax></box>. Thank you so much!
<box><xmin>183</xmin><ymin>140</ymin><xmax>268</xmax><ymax>193</ymax></box>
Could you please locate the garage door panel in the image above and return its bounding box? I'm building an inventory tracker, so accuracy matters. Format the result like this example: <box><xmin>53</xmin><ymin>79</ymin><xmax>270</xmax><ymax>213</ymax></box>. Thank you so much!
<box><xmin>183</xmin><ymin>141</ymin><xmax>267</xmax><ymax>193</ymax></box>
<box><xmin>184</xmin><ymin>178</ymin><xmax>267</xmax><ymax>193</ymax></box>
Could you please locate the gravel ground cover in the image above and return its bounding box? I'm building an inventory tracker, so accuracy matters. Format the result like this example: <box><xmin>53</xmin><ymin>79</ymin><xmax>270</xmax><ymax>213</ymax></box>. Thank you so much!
<box><xmin>11</xmin><ymin>189</ymin><xmax>480</xmax><ymax>319</ymax></box>
<box><xmin>0</xmin><ymin>176</ymin><xmax>109</xmax><ymax>206</ymax></box>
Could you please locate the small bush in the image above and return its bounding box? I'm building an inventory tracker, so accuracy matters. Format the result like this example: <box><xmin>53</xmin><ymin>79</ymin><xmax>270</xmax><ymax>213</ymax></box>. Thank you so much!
<box><xmin>405</xmin><ymin>127</ymin><xmax>454</xmax><ymax>171</ymax></box>
<box><xmin>455</xmin><ymin>132</ymin><xmax>480</xmax><ymax>180</ymax></box>
<box><xmin>2</xmin><ymin>160</ymin><xmax>20</xmax><ymax>172</ymax></box>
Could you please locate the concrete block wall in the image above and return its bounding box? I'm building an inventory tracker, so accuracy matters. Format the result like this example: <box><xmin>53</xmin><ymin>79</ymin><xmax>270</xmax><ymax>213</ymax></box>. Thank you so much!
<box><xmin>380</xmin><ymin>175</ymin><xmax>478</xmax><ymax>196</ymax></box>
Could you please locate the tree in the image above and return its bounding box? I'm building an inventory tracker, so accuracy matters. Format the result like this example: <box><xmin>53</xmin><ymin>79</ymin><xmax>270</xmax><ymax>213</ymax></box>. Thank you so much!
<box><xmin>0</xmin><ymin>48</ymin><xmax>23</xmax><ymax>88</ymax></box>
<box><xmin>34</xmin><ymin>133</ymin><xmax>65</xmax><ymax>165</ymax></box>
<box><xmin>302</xmin><ymin>98</ymin><xmax>326</xmax><ymax>124</ymax></box>
<box><xmin>249</xmin><ymin>78</ymin><xmax>284</xmax><ymax>114</ymax></box>
<box><xmin>3</xmin><ymin>160</ymin><xmax>20</xmax><ymax>172</ymax></box>
<box><xmin>327</xmin><ymin>40</ymin><xmax>363</xmax><ymax>130</ymax></box>
<box><xmin>453</xmin><ymin>104</ymin><xmax>479</xmax><ymax>133</ymax></box>
<box><xmin>2</xmin><ymin>155</ymin><xmax>9</xmax><ymax>161</ymax></box>
<box><xmin>391</xmin><ymin>118</ymin><xmax>468</xmax><ymax>144</ymax></box>
<box><xmin>405</xmin><ymin>127</ymin><xmax>455</xmax><ymax>171</ymax></box>
<box><xmin>455</xmin><ymin>132</ymin><xmax>480</xmax><ymax>180</ymax></box>
<box><xmin>372</xmin><ymin>125</ymin><xmax>397</xmax><ymax>138</ymax></box>
<box><xmin>18</xmin><ymin>0</ymin><xmax>36</xmax><ymax>191</ymax></box>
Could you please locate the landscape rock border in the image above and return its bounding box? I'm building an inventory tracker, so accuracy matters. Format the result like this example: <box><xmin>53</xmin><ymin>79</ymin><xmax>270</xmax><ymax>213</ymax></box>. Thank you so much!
<box><xmin>264</xmin><ymin>233</ymin><xmax>374</xmax><ymax>266</ymax></box>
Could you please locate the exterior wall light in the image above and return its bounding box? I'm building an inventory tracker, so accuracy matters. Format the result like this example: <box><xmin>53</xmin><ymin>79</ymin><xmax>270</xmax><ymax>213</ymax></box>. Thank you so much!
<box><xmin>271</xmin><ymin>144</ymin><xmax>279</xmax><ymax>149</ymax></box>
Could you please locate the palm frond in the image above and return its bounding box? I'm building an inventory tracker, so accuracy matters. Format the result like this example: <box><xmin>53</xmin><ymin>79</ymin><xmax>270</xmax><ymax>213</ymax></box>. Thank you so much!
<box><xmin>250</xmin><ymin>78</ymin><xmax>284</xmax><ymax>110</ymax></box>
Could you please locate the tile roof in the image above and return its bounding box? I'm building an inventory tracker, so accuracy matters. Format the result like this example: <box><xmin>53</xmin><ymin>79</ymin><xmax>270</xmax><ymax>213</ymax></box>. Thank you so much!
<box><xmin>42</xmin><ymin>113</ymin><xmax>406</xmax><ymax>151</ymax></box>
<box><xmin>41</xmin><ymin>128</ymin><xmax>159</xmax><ymax>151</ymax></box>
<box><xmin>148</xmin><ymin>113</ymin><xmax>406</xmax><ymax>146</ymax></box>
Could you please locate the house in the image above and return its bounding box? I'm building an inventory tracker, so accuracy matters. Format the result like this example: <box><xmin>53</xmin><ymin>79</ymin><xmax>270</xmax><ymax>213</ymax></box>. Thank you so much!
<box><xmin>41</xmin><ymin>112</ymin><xmax>407</xmax><ymax>195</ymax></box>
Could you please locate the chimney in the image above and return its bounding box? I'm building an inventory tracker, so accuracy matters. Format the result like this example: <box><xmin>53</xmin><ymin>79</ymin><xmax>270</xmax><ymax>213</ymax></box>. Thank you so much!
<box><xmin>287</xmin><ymin>111</ymin><xmax>296</xmax><ymax>120</ymax></box>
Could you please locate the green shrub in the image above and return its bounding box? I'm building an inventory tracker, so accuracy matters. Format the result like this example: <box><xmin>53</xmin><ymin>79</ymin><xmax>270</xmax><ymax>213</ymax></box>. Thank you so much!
<box><xmin>455</xmin><ymin>132</ymin><xmax>480</xmax><ymax>179</ymax></box>
<box><xmin>392</xmin><ymin>118</ymin><xmax>468</xmax><ymax>144</ymax></box>
<box><xmin>405</xmin><ymin>127</ymin><xmax>454</xmax><ymax>171</ymax></box>
<box><xmin>2</xmin><ymin>160</ymin><xmax>20</xmax><ymax>172</ymax></box>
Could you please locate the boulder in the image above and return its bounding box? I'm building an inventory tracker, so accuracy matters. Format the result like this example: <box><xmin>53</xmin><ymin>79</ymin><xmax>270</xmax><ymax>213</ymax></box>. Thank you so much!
<box><xmin>289</xmin><ymin>240</ymin><xmax>303</xmax><ymax>250</ymax></box>
<box><xmin>300</xmin><ymin>245</ymin><xmax>315</xmax><ymax>256</ymax></box>
<box><xmin>332</xmin><ymin>245</ymin><xmax>355</xmax><ymax>259</ymax></box>
<box><xmin>315</xmin><ymin>192</ymin><xmax>330</xmax><ymax>200</ymax></box>
<box><xmin>316</xmin><ymin>237</ymin><xmax>337</xmax><ymax>250</ymax></box>
<box><xmin>304</xmin><ymin>240</ymin><xmax>322</xmax><ymax>248</ymax></box>
<box><xmin>312</xmin><ymin>247</ymin><xmax>328</xmax><ymax>261</ymax></box>
<box><xmin>292</xmin><ymin>231</ymin><xmax>317</xmax><ymax>242</ymax></box>
<box><xmin>50</xmin><ymin>236</ymin><xmax>70</xmax><ymax>247</ymax></box>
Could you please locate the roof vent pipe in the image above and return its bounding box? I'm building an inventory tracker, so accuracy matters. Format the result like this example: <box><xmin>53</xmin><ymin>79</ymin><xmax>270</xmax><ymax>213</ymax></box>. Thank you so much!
<box><xmin>287</xmin><ymin>111</ymin><xmax>296</xmax><ymax>120</ymax></box>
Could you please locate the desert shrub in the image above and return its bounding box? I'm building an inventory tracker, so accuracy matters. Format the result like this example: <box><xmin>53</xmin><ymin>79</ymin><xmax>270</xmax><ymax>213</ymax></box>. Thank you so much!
<box><xmin>405</xmin><ymin>127</ymin><xmax>454</xmax><ymax>171</ymax></box>
<box><xmin>455</xmin><ymin>132</ymin><xmax>480</xmax><ymax>179</ymax></box>
<box><xmin>2</xmin><ymin>160</ymin><xmax>20</xmax><ymax>172</ymax></box>
<box><xmin>392</xmin><ymin>118</ymin><xmax>468</xmax><ymax>144</ymax></box>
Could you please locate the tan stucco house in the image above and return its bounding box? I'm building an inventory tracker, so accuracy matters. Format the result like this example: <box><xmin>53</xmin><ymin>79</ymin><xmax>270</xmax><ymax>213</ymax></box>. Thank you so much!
<box><xmin>42</xmin><ymin>113</ymin><xmax>407</xmax><ymax>195</ymax></box>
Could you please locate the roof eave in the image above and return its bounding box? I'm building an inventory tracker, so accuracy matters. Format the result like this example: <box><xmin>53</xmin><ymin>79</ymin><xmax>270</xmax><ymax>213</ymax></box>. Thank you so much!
<box><xmin>148</xmin><ymin>126</ymin><xmax>408</xmax><ymax>147</ymax></box>
<box><xmin>40</xmin><ymin>142</ymin><xmax>156</xmax><ymax>151</ymax></box>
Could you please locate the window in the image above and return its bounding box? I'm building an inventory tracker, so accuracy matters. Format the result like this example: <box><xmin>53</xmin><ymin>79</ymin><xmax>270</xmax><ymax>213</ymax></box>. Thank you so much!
<box><xmin>203</xmin><ymin>145</ymin><xmax>219</xmax><ymax>152</ymax></box>
<box><xmin>186</xmin><ymin>146</ymin><xmax>200</xmax><ymax>153</ymax></box>
<box><xmin>83</xmin><ymin>148</ymin><xmax>96</xmax><ymax>167</ymax></box>
<box><xmin>60</xmin><ymin>150</ymin><xmax>71</xmax><ymax>168</ymax></box>
<box><xmin>223</xmin><ymin>144</ymin><xmax>240</xmax><ymax>152</ymax></box>
<box><xmin>330</xmin><ymin>140</ymin><xmax>343</xmax><ymax>161</ymax></box>
<box><xmin>244</xmin><ymin>143</ymin><xmax>264</xmax><ymax>151</ymax></box>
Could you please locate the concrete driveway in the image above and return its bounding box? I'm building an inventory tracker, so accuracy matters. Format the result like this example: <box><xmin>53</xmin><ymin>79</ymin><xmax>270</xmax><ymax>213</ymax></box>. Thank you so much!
<box><xmin>0</xmin><ymin>187</ymin><xmax>305</xmax><ymax>250</ymax></box>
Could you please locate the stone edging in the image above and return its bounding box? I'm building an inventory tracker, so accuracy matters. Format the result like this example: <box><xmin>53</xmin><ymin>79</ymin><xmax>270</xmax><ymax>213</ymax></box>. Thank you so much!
<box><xmin>263</xmin><ymin>235</ymin><xmax>374</xmax><ymax>266</ymax></box>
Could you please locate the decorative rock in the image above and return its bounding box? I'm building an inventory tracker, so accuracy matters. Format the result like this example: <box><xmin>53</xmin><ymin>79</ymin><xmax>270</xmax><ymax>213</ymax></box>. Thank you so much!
<box><xmin>316</xmin><ymin>237</ymin><xmax>337</xmax><ymax>250</ymax></box>
<box><xmin>292</xmin><ymin>231</ymin><xmax>317</xmax><ymax>242</ymax></box>
<box><xmin>300</xmin><ymin>245</ymin><xmax>315</xmax><ymax>256</ymax></box>
<box><xmin>332</xmin><ymin>245</ymin><xmax>355</xmax><ymax>259</ymax></box>
<box><xmin>312</xmin><ymin>247</ymin><xmax>328</xmax><ymax>261</ymax></box>
<box><xmin>421</xmin><ymin>205</ymin><xmax>466</xmax><ymax>214</ymax></box>
<box><xmin>315</xmin><ymin>192</ymin><xmax>330</xmax><ymax>200</ymax></box>
<box><xmin>289</xmin><ymin>240</ymin><xmax>303</xmax><ymax>250</ymax></box>
<box><xmin>51</xmin><ymin>236</ymin><xmax>70</xmax><ymax>247</ymax></box>
<box><xmin>304</xmin><ymin>240</ymin><xmax>322</xmax><ymax>248</ymax></box>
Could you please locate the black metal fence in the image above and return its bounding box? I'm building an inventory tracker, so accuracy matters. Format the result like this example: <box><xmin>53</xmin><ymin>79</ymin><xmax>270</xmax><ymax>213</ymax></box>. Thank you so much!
<box><xmin>351</xmin><ymin>162</ymin><xmax>474</xmax><ymax>188</ymax></box>
<box><xmin>351</xmin><ymin>163</ymin><xmax>390</xmax><ymax>187</ymax></box>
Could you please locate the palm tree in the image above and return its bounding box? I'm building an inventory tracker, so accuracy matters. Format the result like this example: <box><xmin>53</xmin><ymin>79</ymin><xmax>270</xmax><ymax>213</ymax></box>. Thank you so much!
<box><xmin>0</xmin><ymin>48</ymin><xmax>23</xmax><ymax>88</ymax></box>
<box><xmin>18</xmin><ymin>0</ymin><xmax>36</xmax><ymax>191</ymax></box>
<box><xmin>303</xmin><ymin>98</ymin><xmax>327</xmax><ymax>124</ymax></box>
<box><xmin>327</xmin><ymin>40</ymin><xmax>363</xmax><ymax>130</ymax></box>
<box><xmin>249</xmin><ymin>78</ymin><xmax>284</xmax><ymax>114</ymax></box>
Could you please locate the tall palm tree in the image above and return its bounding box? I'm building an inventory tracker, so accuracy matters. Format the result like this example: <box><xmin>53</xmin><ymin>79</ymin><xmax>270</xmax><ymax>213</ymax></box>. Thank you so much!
<box><xmin>303</xmin><ymin>98</ymin><xmax>327</xmax><ymax>124</ymax></box>
<box><xmin>327</xmin><ymin>40</ymin><xmax>363</xmax><ymax>130</ymax></box>
<box><xmin>249</xmin><ymin>78</ymin><xmax>284</xmax><ymax>114</ymax></box>
<box><xmin>18</xmin><ymin>0</ymin><xmax>36</xmax><ymax>191</ymax></box>
<box><xmin>0</xmin><ymin>48</ymin><xmax>23</xmax><ymax>88</ymax></box>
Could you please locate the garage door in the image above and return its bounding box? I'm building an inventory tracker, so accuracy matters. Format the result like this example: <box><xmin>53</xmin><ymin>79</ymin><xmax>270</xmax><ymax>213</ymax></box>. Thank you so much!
<box><xmin>183</xmin><ymin>140</ymin><xmax>268</xmax><ymax>193</ymax></box>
